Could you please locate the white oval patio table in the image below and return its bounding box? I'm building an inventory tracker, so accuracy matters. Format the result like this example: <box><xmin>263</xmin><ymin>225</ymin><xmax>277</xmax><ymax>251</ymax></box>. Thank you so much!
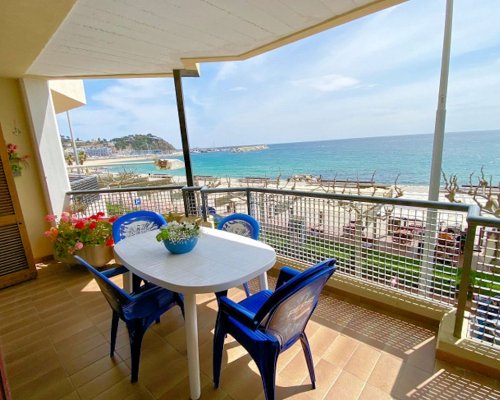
<box><xmin>113</xmin><ymin>227</ymin><xmax>276</xmax><ymax>400</ymax></box>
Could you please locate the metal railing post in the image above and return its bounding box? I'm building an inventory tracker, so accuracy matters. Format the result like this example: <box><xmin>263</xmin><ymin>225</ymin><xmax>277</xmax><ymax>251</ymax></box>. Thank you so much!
<box><xmin>454</xmin><ymin>221</ymin><xmax>477</xmax><ymax>338</ymax></box>
<box><xmin>247</xmin><ymin>190</ymin><xmax>252</xmax><ymax>216</ymax></box>
<box><xmin>200</xmin><ymin>188</ymin><xmax>208</xmax><ymax>222</ymax></box>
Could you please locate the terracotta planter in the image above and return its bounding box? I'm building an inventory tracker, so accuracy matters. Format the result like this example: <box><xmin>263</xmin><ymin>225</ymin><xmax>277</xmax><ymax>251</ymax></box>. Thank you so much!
<box><xmin>75</xmin><ymin>245</ymin><xmax>114</xmax><ymax>268</ymax></box>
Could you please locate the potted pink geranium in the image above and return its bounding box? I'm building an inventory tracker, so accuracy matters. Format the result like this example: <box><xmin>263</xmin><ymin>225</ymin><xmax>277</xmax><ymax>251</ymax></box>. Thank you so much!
<box><xmin>44</xmin><ymin>212</ymin><xmax>118</xmax><ymax>267</ymax></box>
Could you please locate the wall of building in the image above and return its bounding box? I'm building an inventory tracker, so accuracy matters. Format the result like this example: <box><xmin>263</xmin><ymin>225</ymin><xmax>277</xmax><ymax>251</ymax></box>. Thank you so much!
<box><xmin>0</xmin><ymin>78</ymin><xmax>53</xmax><ymax>259</ymax></box>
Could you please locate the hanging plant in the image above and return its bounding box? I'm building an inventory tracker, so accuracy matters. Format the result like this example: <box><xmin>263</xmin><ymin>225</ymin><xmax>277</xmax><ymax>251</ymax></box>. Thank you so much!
<box><xmin>6</xmin><ymin>143</ymin><xmax>29</xmax><ymax>176</ymax></box>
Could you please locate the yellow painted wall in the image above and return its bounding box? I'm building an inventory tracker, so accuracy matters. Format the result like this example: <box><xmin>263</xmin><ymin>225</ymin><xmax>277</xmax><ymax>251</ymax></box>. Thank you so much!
<box><xmin>0</xmin><ymin>78</ymin><xmax>53</xmax><ymax>259</ymax></box>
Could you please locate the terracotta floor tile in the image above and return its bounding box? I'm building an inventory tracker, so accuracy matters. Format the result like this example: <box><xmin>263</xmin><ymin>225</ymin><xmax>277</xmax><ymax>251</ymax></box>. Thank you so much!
<box><xmin>92</xmin><ymin>376</ymin><xmax>155</xmax><ymax>400</ymax></box>
<box><xmin>325</xmin><ymin>370</ymin><xmax>365</xmax><ymax>400</ymax></box>
<box><xmin>76</xmin><ymin>361</ymin><xmax>130</xmax><ymax>400</ymax></box>
<box><xmin>70</xmin><ymin>354</ymin><xmax>122</xmax><ymax>388</ymax></box>
<box><xmin>343</xmin><ymin>343</ymin><xmax>381</xmax><ymax>381</ymax></box>
<box><xmin>7</xmin><ymin>347</ymin><xmax>62</xmax><ymax>390</ymax></box>
<box><xmin>367</xmin><ymin>353</ymin><xmax>404</xmax><ymax>394</ymax></box>
<box><xmin>302</xmin><ymin>359</ymin><xmax>342</xmax><ymax>400</ymax></box>
<box><xmin>60</xmin><ymin>342</ymin><xmax>112</xmax><ymax>376</ymax></box>
<box><xmin>322</xmin><ymin>334</ymin><xmax>359</xmax><ymax>369</ymax></box>
<box><xmin>358</xmin><ymin>383</ymin><xmax>394</xmax><ymax>400</ymax></box>
<box><xmin>11</xmin><ymin>367</ymin><xmax>75</xmax><ymax>400</ymax></box>
<box><xmin>1</xmin><ymin>261</ymin><xmax>498</xmax><ymax>400</ymax></box>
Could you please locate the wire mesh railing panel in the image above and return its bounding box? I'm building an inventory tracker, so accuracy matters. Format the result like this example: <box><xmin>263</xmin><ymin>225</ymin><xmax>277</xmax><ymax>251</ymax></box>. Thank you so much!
<box><xmin>183</xmin><ymin>188</ymin><xmax>204</xmax><ymax>218</ymax></box>
<box><xmin>201</xmin><ymin>190</ymin><xmax>250</xmax><ymax>221</ymax></box>
<box><xmin>251</xmin><ymin>191</ymin><xmax>466</xmax><ymax>305</ymax></box>
<box><xmin>66</xmin><ymin>186</ymin><xmax>186</xmax><ymax>218</ymax></box>
<box><xmin>468</xmin><ymin>226</ymin><xmax>500</xmax><ymax>346</ymax></box>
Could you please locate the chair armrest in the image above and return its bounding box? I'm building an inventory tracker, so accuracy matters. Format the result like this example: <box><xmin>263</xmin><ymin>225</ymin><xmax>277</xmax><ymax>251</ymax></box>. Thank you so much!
<box><xmin>219</xmin><ymin>296</ymin><xmax>258</xmax><ymax>330</ymax></box>
<box><xmin>101</xmin><ymin>265</ymin><xmax>129</xmax><ymax>278</ymax></box>
<box><xmin>276</xmin><ymin>266</ymin><xmax>300</xmax><ymax>289</ymax></box>
<box><xmin>130</xmin><ymin>285</ymin><xmax>162</xmax><ymax>302</ymax></box>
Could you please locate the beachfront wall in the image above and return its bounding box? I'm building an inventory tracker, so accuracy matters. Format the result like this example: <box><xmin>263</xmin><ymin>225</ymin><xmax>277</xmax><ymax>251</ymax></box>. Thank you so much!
<box><xmin>64</xmin><ymin>185</ymin><xmax>500</xmax><ymax>353</ymax></box>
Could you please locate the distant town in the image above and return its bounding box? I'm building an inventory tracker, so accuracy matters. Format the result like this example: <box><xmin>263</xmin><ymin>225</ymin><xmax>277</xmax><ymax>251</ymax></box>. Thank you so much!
<box><xmin>60</xmin><ymin>133</ymin><xmax>268</xmax><ymax>159</ymax></box>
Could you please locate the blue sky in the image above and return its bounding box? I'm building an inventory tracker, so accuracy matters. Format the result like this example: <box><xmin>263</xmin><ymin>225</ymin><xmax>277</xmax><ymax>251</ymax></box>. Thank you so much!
<box><xmin>57</xmin><ymin>0</ymin><xmax>500</xmax><ymax>148</ymax></box>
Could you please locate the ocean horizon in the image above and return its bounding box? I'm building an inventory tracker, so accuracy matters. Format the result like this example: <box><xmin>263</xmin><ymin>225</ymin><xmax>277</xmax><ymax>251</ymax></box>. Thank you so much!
<box><xmin>107</xmin><ymin>130</ymin><xmax>500</xmax><ymax>185</ymax></box>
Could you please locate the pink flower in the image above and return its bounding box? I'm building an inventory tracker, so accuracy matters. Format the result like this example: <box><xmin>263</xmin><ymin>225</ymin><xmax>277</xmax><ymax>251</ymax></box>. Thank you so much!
<box><xmin>74</xmin><ymin>242</ymin><xmax>84</xmax><ymax>251</ymax></box>
<box><xmin>60</xmin><ymin>212</ymin><xmax>71</xmax><ymax>223</ymax></box>
<box><xmin>43</xmin><ymin>230</ymin><xmax>53</xmax><ymax>237</ymax></box>
<box><xmin>390</xmin><ymin>277</ymin><xmax>398</xmax><ymax>287</ymax></box>
<box><xmin>7</xmin><ymin>143</ymin><xmax>17</xmax><ymax>153</ymax></box>
<box><xmin>45</xmin><ymin>214</ymin><xmax>57</xmax><ymax>222</ymax></box>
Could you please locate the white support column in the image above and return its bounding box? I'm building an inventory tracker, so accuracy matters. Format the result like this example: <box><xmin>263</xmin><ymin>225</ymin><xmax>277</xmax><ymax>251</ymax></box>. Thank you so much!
<box><xmin>21</xmin><ymin>78</ymin><xmax>70</xmax><ymax>216</ymax></box>
<box><xmin>420</xmin><ymin>0</ymin><xmax>454</xmax><ymax>294</ymax></box>
<box><xmin>428</xmin><ymin>0</ymin><xmax>454</xmax><ymax>201</ymax></box>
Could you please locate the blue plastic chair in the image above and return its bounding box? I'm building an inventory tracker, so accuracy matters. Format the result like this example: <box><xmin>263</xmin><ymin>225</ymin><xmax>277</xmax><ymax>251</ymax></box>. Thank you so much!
<box><xmin>217</xmin><ymin>213</ymin><xmax>260</xmax><ymax>296</ymax></box>
<box><xmin>213</xmin><ymin>259</ymin><xmax>336</xmax><ymax>400</ymax></box>
<box><xmin>113</xmin><ymin>210</ymin><xmax>167</xmax><ymax>242</ymax></box>
<box><xmin>112</xmin><ymin>211</ymin><xmax>167</xmax><ymax>290</ymax></box>
<box><xmin>75</xmin><ymin>256</ymin><xmax>184</xmax><ymax>383</ymax></box>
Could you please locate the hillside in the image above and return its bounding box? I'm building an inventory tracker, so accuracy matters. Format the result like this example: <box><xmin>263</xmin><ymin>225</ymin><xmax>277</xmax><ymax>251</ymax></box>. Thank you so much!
<box><xmin>110</xmin><ymin>134</ymin><xmax>176</xmax><ymax>152</ymax></box>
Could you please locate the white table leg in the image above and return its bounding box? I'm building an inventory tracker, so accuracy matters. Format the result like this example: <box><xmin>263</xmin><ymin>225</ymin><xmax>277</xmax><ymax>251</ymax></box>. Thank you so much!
<box><xmin>185</xmin><ymin>293</ymin><xmax>201</xmax><ymax>400</ymax></box>
<box><xmin>258</xmin><ymin>271</ymin><xmax>269</xmax><ymax>290</ymax></box>
<box><xmin>123</xmin><ymin>271</ymin><xmax>133</xmax><ymax>292</ymax></box>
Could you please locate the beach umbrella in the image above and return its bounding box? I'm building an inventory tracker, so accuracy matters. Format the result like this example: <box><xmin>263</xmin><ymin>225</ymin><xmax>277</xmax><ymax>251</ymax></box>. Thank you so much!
<box><xmin>155</xmin><ymin>158</ymin><xmax>185</xmax><ymax>170</ymax></box>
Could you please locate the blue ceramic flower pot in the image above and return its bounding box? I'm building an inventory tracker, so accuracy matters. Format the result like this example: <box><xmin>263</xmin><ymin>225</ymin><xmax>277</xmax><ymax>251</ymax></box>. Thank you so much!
<box><xmin>163</xmin><ymin>237</ymin><xmax>198</xmax><ymax>254</ymax></box>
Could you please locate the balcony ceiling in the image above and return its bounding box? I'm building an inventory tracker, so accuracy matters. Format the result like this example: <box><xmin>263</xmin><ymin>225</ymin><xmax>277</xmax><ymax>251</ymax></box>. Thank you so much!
<box><xmin>1</xmin><ymin>0</ymin><xmax>405</xmax><ymax>79</ymax></box>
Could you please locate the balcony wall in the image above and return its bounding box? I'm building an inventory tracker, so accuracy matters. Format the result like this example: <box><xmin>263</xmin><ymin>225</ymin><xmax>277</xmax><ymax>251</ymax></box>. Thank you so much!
<box><xmin>0</xmin><ymin>78</ymin><xmax>52</xmax><ymax>259</ymax></box>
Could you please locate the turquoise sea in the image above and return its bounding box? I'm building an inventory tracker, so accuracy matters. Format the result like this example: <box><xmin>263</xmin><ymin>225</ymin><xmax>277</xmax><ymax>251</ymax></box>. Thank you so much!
<box><xmin>109</xmin><ymin>131</ymin><xmax>500</xmax><ymax>185</ymax></box>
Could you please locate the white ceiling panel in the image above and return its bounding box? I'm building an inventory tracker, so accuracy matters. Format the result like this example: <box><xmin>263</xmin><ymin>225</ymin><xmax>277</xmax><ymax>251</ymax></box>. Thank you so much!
<box><xmin>26</xmin><ymin>0</ymin><xmax>404</xmax><ymax>78</ymax></box>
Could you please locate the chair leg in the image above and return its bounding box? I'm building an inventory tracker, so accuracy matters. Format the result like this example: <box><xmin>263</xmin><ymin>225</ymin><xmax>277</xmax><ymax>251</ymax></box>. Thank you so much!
<box><xmin>132</xmin><ymin>274</ymin><xmax>143</xmax><ymax>292</ymax></box>
<box><xmin>126</xmin><ymin>321</ymin><xmax>146</xmax><ymax>383</ymax></box>
<box><xmin>256</xmin><ymin>346</ymin><xmax>279</xmax><ymax>400</ymax></box>
<box><xmin>243</xmin><ymin>282</ymin><xmax>251</xmax><ymax>297</ymax></box>
<box><xmin>175</xmin><ymin>293</ymin><xmax>185</xmax><ymax>318</ymax></box>
<box><xmin>110</xmin><ymin>311</ymin><xmax>119</xmax><ymax>357</ymax></box>
<box><xmin>213</xmin><ymin>315</ymin><xmax>226</xmax><ymax>388</ymax></box>
<box><xmin>299</xmin><ymin>332</ymin><xmax>316</xmax><ymax>389</ymax></box>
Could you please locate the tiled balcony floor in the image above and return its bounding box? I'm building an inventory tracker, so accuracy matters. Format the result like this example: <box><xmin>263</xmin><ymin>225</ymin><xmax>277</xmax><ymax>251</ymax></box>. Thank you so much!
<box><xmin>1</xmin><ymin>261</ymin><xmax>499</xmax><ymax>400</ymax></box>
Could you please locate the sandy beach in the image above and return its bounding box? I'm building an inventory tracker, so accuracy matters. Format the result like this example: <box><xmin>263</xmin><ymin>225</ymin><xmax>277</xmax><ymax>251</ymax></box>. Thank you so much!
<box><xmin>84</xmin><ymin>155</ymin><xmax>159</xmax><ymax>166</ymax></box>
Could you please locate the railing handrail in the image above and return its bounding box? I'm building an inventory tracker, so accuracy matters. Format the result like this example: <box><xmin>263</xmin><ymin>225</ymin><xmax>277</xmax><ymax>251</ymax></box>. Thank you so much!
<box><xmin>198</xmin><ymin>185</ymin><xmax>471</xmax><ymax>212</ymax></box>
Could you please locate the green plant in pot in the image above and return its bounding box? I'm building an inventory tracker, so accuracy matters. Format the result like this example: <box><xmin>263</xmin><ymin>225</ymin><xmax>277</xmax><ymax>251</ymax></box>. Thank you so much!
<box><xmin>156</xmin><ymin>221</ymin><xmax>201</xmax><ymax>254</ymax></box>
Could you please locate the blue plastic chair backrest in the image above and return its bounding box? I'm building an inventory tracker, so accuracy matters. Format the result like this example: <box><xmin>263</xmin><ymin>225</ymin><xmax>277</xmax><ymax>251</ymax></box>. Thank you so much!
<box><xmin>75</xmin><ymin>256</ymin><xmax>133</xmax><ymax>319</ymax></box>
<box><xmin>113</xmin><ymin>211</ymin><xmax>166</xmax><ymax>243</ymax></box>
<box><xmin>255</xmin><ymin>259</ymin><xmax>335</xmax><ymax>348</ymax></box>
<box><xmin>217</xmin><ymin>213</ymin><xmax>260</xmax><ymax>240</ymax></box>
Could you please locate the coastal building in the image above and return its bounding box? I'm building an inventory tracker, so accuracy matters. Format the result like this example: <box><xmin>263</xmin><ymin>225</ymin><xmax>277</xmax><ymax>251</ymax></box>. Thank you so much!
<box><xmin>0</xmin><ymin>1</ymin><xmax>498</xmax><ymax>400</ymax></box>
<box><xmin>80</xmin><ymin>147</ymin><xmax>113</xmax><ymax>157</ymax></box>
